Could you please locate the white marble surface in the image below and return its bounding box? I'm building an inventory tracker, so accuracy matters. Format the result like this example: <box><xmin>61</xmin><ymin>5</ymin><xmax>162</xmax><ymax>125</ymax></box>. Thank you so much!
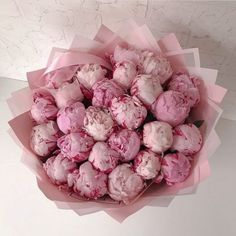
<box><xmin>0</xmin><ymin>0</ymin><xmax>235</xmax><ymax>79</ymax></box>
<box><xmin>0</xmin><ymin>1</ymin><xmax>235</xmax><ymax>119</ymax></box>
<box><xmin>1</xmin><ymin>78</ymin><xmax>236</xmax><ymax>236</ymax></box>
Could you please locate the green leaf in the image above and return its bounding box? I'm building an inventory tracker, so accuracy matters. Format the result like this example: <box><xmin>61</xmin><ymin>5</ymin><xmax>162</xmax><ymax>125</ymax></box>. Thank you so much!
<box><xmin>193</xmin><ymin>120</ymin><xmax>204</xmax><ymax>128</ymax></box>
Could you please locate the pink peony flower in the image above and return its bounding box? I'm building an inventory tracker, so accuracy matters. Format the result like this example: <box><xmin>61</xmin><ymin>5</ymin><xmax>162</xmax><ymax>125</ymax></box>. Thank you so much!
<box><xmin>57</xmin><ymin>131</ymin><xmax>94</xmax><ymax>162</ymax></box>
<box><xmin>30</xmin><ymin>121</ymin><xmax>61</xmax><ymax>157</ymax></box>
<box><xmin>54</xmin><ymin>79</ymin><xmax>84</xmax><ymax>108</ymax></box>
<box><xmin>83</xmin><ymin>106</ymin><xmax>114</xmax><ymax>141</ymax></box>
<box><xmin>57</xmin><ymin>102</ymin><xmax>85</xmax><ymax>134</ymax></box>
<box><xmin>134</xmin><ymin>149</ymin><xmax>161</xmax><ymax>180</ymax></box>
<box><xmin>112</xmin><ymin>61</ymin><xmax>137</xmax><ymax>89</ymax></box>
<box><xmin>30</xmin><ymin>89</ymin><xmax>58</xmax><ymax>124</ymax></box>
<box><xmin>108</xmin><ymin>164</ymin><xmax>144</xmax><ymax>203</ymax></box>
<box><xmin>167</xmin><ymin>73</ymin><xmax>200</xmax><ymax>107</ymax></box>
<box><xmin>171</xmin><ymin>123</ymin><xmax>203</xmax><ymax>156</ymax></box>
<box><xmin>161</xmin><ymin>153</ymin><xmax>191</xmax><ymax>185</ymax></box>
<box><xmin>108</xmin><ymin>128</ymin><xmax>140</xmax><ymax>162</ymax></box>
<box><xmin>130</xmin><ymin>74</ymin><xmax>163</xmax><ymax>107</ymax></box>
<box><xmin>140</xmin><ymin>51</ymin><xmax>173</xmax><ymax>84</ymax></box>
<box><xmin>88</xmin><ymin>142</ymin><xmax>120</xmax><ymax>173</ymax></box>
<box><xmin>110</xmin><ymin>95</ymin><xmax>147</xmax><ymax>130</ymax></box>
<box><xmin>67</xmin><ymin>162</ymin><xmax>108</xmax><ymax>199</ymax></box>
<box><xmin>43</xmin><ymin>152</ymin><xmax>77</xmax><ymax>186</ymax></box>
<box><xmin>76</xmin><ymin>64</ymin><xmax>107</xmax><ymax>90</ymax></box>
<box><xmin>143</xmin><ymin>121</ymin><xmax>173</xmax><ymax>153</ymax></box>
<box><xmin>92</xmin><ymin>79</ymin><xmax>124</xmax><ymax>107</ymax></box>
<box><xmin>112</xmin><ymin>45</ymin><xmax>140</xmax><ymax>65</ymax></box>
<box><xmin>152</xmin><ymin>90</ymin><xmax>191</xmax><ymax>127</ymax></box>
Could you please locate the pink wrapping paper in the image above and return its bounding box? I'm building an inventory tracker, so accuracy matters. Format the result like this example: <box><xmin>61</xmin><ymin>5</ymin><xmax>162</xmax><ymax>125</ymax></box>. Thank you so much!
<box><xmin>47</xmin><ymin>47</ymin><xmax>68</xmax><ymax>67</ymax></box>
<box><xmin>157</xmin><ymin>33</ymin><xmax>182</xmax><ymax>53</ymax></box>
<box><xmin>7</xmin><ymin>87</ymin><xmax>32</xmax><ymax>117</ymax></box>
<box><xmin>70</xmin><ymin>35</ymin><xmax>105</xmax><ymax>58</ymax></box>
<box><xmin>94</xmin><ymin>24</ymin><xmax>114</xmax><ymax>44</ymax></box>
<box><xmin>7</xmin><ymin>20</ymin><xmax>227</xmax><ymax>222</ymax></box>
<box><xmin>165</xmin><ymin>48</ymin><xmax>200</xmax><ymax>68</ymax></box>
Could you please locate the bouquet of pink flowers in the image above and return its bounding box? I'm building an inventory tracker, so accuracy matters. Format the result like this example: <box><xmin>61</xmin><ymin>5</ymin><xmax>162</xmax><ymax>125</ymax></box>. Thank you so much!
<box><xmin>7</xmin><ymin>20</ymin><xmax>226</xmax><ymax>222</ymax></box>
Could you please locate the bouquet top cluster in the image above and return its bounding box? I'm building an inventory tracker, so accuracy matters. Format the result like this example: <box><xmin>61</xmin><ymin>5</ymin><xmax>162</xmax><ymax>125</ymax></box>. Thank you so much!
<box><xmin>29</xmin><ymin>44</ymin><xmax>203</xmax><ymax>203</ymax></box>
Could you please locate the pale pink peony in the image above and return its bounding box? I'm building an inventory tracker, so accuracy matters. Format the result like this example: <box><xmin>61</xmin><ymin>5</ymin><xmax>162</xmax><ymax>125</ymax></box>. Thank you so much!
<box><xmin>112</xmin><ymin>61</ymin><xmax>137</xmax><ymax>89</ymax></box>
<box><xmin>43</xmin><ymin>152</ymin><xmax>77</xmax><ymax>185</ymax></box>
<box><xmin>30</xmin><ymin>121</ymin><xmax>61</xmax><ymax>157</ymax></box>
<box><xmin>134</xmin><ymin>149</ymin><xmax>161</xmax><ymax>180</ymax></box>
<box><xmin>112</xmin><ymin>45</ymin><xmax>140</xmax><ymax>65</ymax></box>
<box><xmin>130</xmin><ymin>74</ymin><xmax>163</xmax><ymax>106</ymax></box>
<box><xmin>167</xmin><ymin>73</ymin><xmax>200</xmax><ymax>107</ymax></box>
<box><xmin>108</xmin><ymin>128</ymin><xmax>140</xmax><ymax>162</ymax></box>
<box><xmin>57</xmin><ymin>131</ymin><xmax>94</xmax><ymax>162</ymax></box>
<box><xmin>171</xmin><ymin>123</ymin><xmax>203</xmax><ymax>156</ymax></box>
<box><xmin>54</xmin><ymin>79</ymin><xmax>84</xmax><ymax>108</ymax></box>
<box><xmin>30</xmin><ymin>89</ymin><xmax>58</xmax><ymax>124</ymax></box>
<box><xmin>140</xmin><ymin>51</ymin><xmax>173</xmax><ymax>84</ymax></box>
<box><xmin>57</xmin><ymin>102</ymin><xmax>85</xmax><ymax>134</ymax></box>
<box><xmin>76</xmin><ymin>64</ymin><xmax>107</xmax><ymax>90</ymax></box>
<box><xmin>143</xmin><ymin>121</ymin><xmax>173</xmax><ymax>153</ymax></box>
<box><xmin>67</xmin><ymin>162</ymin><xmax>108</xmax><ymax>199</ymax></box>
<box><xmin>88</xmin><ymin>142</ymin><xmax>120</xmax><ymax>173</ymax></box>
<box><xmin>110</xmin><ymin>95</ymin><xmax>147</xmax><ymax>130</ymax></box>
<box><xmin>92</xmin><ymin>79</ymin><xmax>124</xmax><ymax>107</ymax></box>
<box><xmin>108</xmin><ymin>164</ymin><xmax>144</xmax><ymax>203</ymax></box>
<box><xmin>152</xmin><ymin>91</ymin><xmax>191</xmax><ymax>127</ymax></box>
<box><xmin>83</xmin><ymin>106</ymin><xmax>114</xmax><ymax>141</ymax></box>
<box><xmin>161</xmin><ymin>153</ymin><xmax>191</xmax><ymax>185</ymax></box>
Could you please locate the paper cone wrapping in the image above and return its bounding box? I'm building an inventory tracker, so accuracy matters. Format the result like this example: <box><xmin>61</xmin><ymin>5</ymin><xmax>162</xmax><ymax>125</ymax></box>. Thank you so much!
<box><xmin>7</xmin><ymin>19</ymin><xmax>227</xmax><ymax>222</ymax></box>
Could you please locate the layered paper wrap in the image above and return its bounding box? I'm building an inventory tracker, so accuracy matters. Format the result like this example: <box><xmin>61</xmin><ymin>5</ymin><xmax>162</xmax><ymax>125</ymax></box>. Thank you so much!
<box><xmin>7</xmin><ymin>19</ymin><xmax>227</xmax><ymax>222</ymax></box>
